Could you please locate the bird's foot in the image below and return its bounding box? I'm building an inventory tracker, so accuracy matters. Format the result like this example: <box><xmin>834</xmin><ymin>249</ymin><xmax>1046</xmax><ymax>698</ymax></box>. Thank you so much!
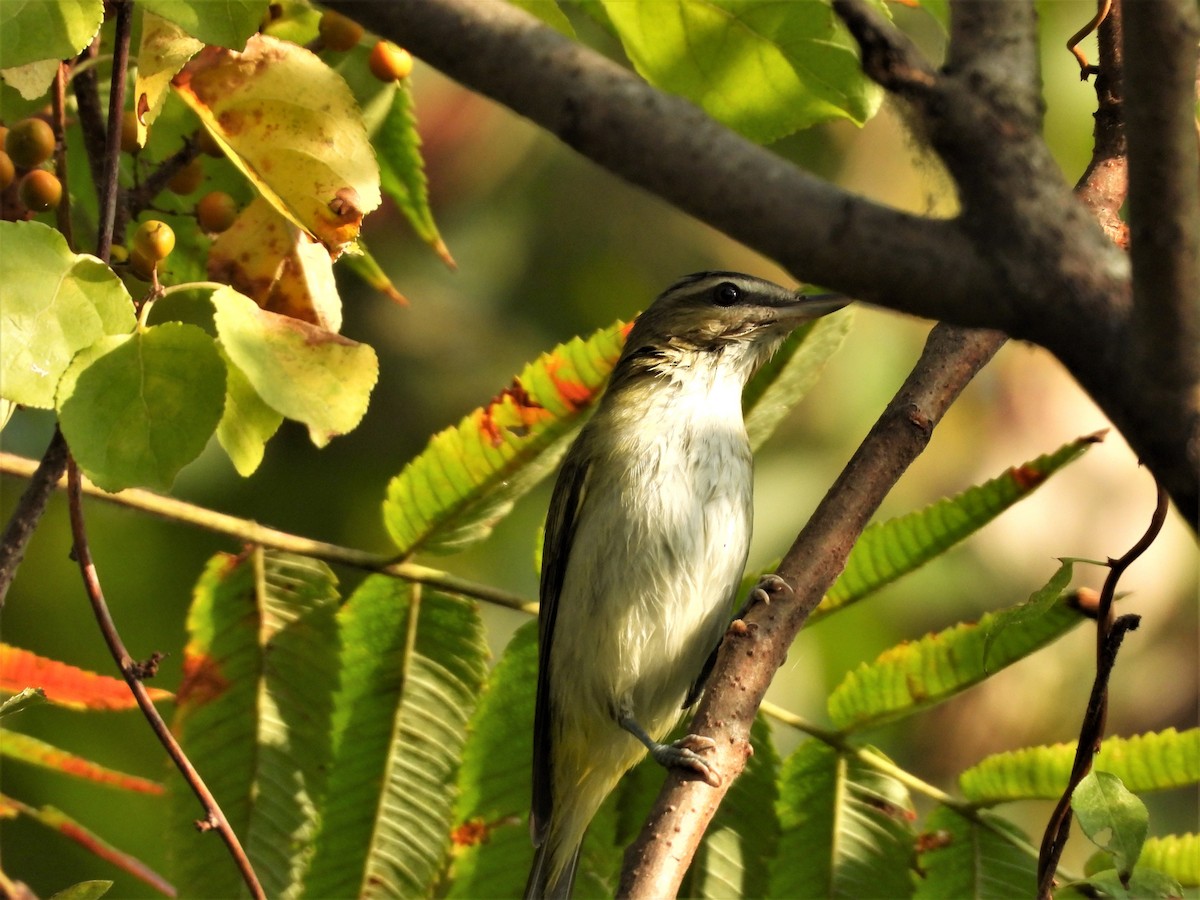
<box><xmin>651</xmin><ymin>734</ymin><xmax>722</xmax><ymax>787</ymax></box>
<box><xmin>734</xmin><ymin>573</ymin><xmax>792</xmax><ymax>620</ymax></box>
<box><xmin>618</xmin><ymin>715</ymin><xmax>722</xmax><ymax>787</ymax></box>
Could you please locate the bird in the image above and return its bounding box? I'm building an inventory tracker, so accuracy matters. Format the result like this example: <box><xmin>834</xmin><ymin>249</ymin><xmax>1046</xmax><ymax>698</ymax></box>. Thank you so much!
<box><xmin>525</xmin><ymin>271</ymin><xmax>846</xmax><ymax>898</ymax></box>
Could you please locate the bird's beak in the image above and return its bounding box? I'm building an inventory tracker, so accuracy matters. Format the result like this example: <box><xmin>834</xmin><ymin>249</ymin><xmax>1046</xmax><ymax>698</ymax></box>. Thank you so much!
<box><xmin>791</xmin><ymin>292</ymin><xmax>849</xmax><ymax>317</ymax></box>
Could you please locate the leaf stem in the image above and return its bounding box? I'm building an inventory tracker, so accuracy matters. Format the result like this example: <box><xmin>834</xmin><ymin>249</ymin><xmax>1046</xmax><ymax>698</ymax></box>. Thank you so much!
<box><xmin>0</xmin><ymin>452</ymin><xmax>537</xmax><ymax>614</ymax></box>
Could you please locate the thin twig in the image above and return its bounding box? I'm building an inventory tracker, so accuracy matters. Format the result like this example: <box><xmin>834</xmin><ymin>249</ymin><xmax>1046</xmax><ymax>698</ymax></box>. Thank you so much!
<box><xmin>0</xmin><ymin>452</ymin><xmax>536</xmax><ymax>614</ymax></box>
<box><xmin>95</xmin><ymin>0</ymin><xmax>133</xmax><ymax>262</ymax></box>
<box><xmin>0</xmin><ymin>433</ymin><xmax>69</xmax><ymax>609</ymax></box>
<box><xmin>65</xmin><ymin>461</ymin><xmax>265</xmax><ymax>900</ymax></box>
<box><xmin>1035</xmin><ymin>488</ymin><xmax>1168</xmax><ymax>898</ymax></box>
<box><xmin>51</xmin><ymin>63</ymin><xmax>74</xmax><ymax>248</ymax></box>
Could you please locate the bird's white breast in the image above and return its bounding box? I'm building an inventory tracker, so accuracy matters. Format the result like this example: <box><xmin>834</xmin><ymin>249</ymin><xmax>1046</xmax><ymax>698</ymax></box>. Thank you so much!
<box><xmin>551</xmin><ymin>357</ymin><xmax>754</xmax><ymax>740</ymax></box>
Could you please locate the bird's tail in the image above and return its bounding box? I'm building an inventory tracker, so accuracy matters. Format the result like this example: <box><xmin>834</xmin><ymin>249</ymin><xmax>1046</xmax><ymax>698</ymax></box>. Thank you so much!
<box><xmin>524</xmin><ymin>838</ymin><xmax>581</xmax><ymax>900</ymax></box>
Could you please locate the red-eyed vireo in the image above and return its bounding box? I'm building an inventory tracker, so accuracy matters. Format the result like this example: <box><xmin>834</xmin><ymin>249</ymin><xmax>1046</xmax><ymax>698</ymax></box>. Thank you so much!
<box><xmin>526</xmin><ymin>272</ymin><xmax>847</xmax><ymax>899</ymax></box>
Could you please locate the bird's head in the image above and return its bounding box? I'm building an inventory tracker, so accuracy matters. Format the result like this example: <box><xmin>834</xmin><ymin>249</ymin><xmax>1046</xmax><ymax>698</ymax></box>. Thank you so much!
<box><xmin>615</xmin><ymin>271</ymin><xmax>847</xmax><ymax>385</ymax></box>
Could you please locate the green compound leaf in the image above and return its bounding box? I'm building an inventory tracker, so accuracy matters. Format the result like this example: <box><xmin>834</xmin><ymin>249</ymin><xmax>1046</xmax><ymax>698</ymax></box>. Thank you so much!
<box><xmin>689</xmin><ymin>716</ymin><xmax>781</xmax><ymax>899</ymax></box>
<box><xmin>0</xmin><ymin>0</ymin><xmax>103</xmax><ymax>69</ymax></box>
<box><xmin>914</xmin><ymin>806</ymin><xmax>1036</xmax><ymax>900</ymax></box>
<box><xmin>1138</xmin><ymin>834</ymin><xmax>1200</xmax><ymax>888</ymax></box>
<box><xmin>0</xmin><ymin>221</ymin><xmax>135</xmax><ymax>409</ymax></box>
<box><xmin>376</xmin><ymin>79</ymin><xmax>454</xmax><ymax>267</ymax></box>
<box><xmin>447</xmin><ymin>621</ymin><xmax>539</xmax><ymax>899</ymax></box>
<box><xmin>212</xmin><ymin>286</ymin><xmax>377</xmax><ymax>448</ymax></box>
<box><xmin>827</xmin><ymin>567</ymin><xmax>1086</xmax><ymax>732</ymax></box>
<box><xmin>169</xmin><ymin>549</ymin><xmax>339</xmax><ymax>900</ymax></box>
<box><xmin>1072</xmin><ymin>771</ymin><xmax>1149</xmax><ymax>877</ymax></box>
<box><xmin>601</xmin><ymin>0</ymin><xmax>882</xmax><ymax>144</ymax></box>
<box><xmin>815</xmin><ymin>434</ymin><xmax>1101</xmax><ymax>621</ymax></box>
<box><xmin>383</xmin><ymin>319</ymin><xmax>627</xmax><ymax>557</ymax></box>
<box><xmin>744</xmin><ymin>307</ymin><xmax>853</xmax><ymax>452</ymax></box>
<box><xmin>959</xmin><ymin>728</ymin><xmax>1200</xmax><ymax>805</ymax></box>
<box><xmin>303</xmin><ymin>579</ymin><xmax>488</xmax><ymax>899</ymax></box>
<box><xmin>47</xmin><ymin>880</ymin><xmax>114</xmax><ymax>900</ymax></box>
<box><xmin>769</xmin><ymin>741</ymin><xmax>915</xmax><ymax>899</ymax></box>
<box><xmin>140</xmin><ymin>0</ymin><xmax>266</xmax><ymax>50</ymax></box>
<box><xmin>56</xmin><ymin>323</ymin><xmax>225</xmax><ymax>492</ymax></box>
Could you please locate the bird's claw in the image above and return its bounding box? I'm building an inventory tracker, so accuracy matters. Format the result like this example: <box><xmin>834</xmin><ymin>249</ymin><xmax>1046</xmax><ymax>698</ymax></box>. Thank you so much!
<box><xmin>651</xmin><ymin>734</ymin><xmax>722</xmax><ymax>787</ymax></box>
<box><xmin>751</xmin><ymin>573</ymin><xmax>791</xmax><ymax>606</ymax></box>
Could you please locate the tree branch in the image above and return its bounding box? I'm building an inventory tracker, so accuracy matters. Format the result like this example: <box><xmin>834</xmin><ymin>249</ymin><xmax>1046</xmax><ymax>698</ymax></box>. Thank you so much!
<box><xmin>1120</xmin><ymin>0</ymin><xmax>1200</xmax><ymax>488</ymax></box>
<box><xmin>619</xmin><ymin>323</ymin><xmax>1004</xmax><ymax>897</ymax></box>
<box><xmin>0</xmin><ymin>452</ymin><xmax>535</xmax><ymax>614</ymax></box>
<box><xmin>330</xmin><ymin>0</ymin><xmax>1197</xmax><ymax>524</ymax></box>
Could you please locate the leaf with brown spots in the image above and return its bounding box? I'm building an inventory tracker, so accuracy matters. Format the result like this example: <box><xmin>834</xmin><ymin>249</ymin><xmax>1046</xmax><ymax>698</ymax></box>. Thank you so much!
<box><xmin>173</xmin><ymin>34</ymin><xmax>381</xmax><ymax>253</ymax></box>
<box><xmin>383</xmin><ymin>319</ymin><xmax>627</xmax><ymax>556</ymax></box>
<box><xmin>133</xmin><ymin>11</ymin><xmax>204</xmax><ymax>146</ymax></box>
<box><xmin>207</xmin><ymin>196</ymin><xmax>342</xmax><ymax>331</ymax></box>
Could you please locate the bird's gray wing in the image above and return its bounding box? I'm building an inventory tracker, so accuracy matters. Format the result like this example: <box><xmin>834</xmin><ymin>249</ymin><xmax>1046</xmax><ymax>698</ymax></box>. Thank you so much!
<box><xmin>530</xmin><ymin>449</ymin><xmax>591</xmax><ymax>845</ymax></box>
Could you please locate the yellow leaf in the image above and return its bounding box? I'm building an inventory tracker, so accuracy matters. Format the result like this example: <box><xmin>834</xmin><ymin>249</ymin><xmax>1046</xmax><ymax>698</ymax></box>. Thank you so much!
<box><xmin>134</xmin><ymin>12</ymin><xmax>204</xmax><ymax>145</ymax></box>
<box><xmin>207</xmin><ymin>196</ymin><xmax>342</xmax><ymax>332</ymax></box>
<box><xmin>173</xmin><ymin>34</ymin><xmax>381</xmax><ymax>254</ymax></box>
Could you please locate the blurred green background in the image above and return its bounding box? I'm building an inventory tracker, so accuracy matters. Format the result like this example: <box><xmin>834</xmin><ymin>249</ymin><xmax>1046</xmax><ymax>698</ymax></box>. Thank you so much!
<box><xmin>1</xmin><ymin>2</ymin><xmax>1195</xmax><ymax>895</ymax></box>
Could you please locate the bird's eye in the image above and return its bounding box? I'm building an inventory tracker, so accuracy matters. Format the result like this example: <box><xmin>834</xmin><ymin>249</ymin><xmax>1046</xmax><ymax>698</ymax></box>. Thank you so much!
<box><xmin>713</xmin><ymin>282</ymin><xmax>739</xmax><ymax>306</ymax></box>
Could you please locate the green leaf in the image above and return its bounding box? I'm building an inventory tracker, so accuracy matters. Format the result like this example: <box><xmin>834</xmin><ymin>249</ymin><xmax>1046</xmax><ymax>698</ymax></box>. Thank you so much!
<box><xmin>377</xmin><ymin>79</ymin><xmax>454</xmax><ymax>266</ymax></box>
<box><xmin>689</xmin><ymin>716</ymin><xmax>781</xmax><ymax>898</ymax></box>
<box><xmin>816</xmin><ymin>435</ymin><xmax>1101</xmax><ymax>620</ymax></box>
<box><xmin>169</xmin><ymin>549</ymin><xmax>339</xmax><ymax>899</ymax></box>
<box><xmin>303</xmin><ymin>579</ymin><xmax>488</xmax><ymax>899</ymax></box>
<box><xmin>743</xmin><ymin>308</ymin><xmax>852</xmax><ymax>452</ymax></box>
<box><xmin>959</xmin><ymin>728</ymin><xmax>1200</xmax><ymax>805</ymax></box>
<box><xmin>1138</xmin><ymin>833</ymin><xmax>1200</xmax><ymax>887</ymax></box>
<box><xmin>601</xmin><ymin>0</ymin><xmax>882</xmax><ymax>144</ymax></box>
<box><xmin>509</xmin><ymin>0</ymin><xmax>577</xmax><ymax>36</ymax></box>
<box><xmin>0</xmin><ymin>730</ymin><xmax>163</xmax><ymax>794</ymax></box>
<box><xmin>49</xmin><ymin>881</ymin><xmax>113</xmax><ymax>900</ymax></box>
<box><xmin>827</xmin><ymin>570</ymin><xmax>1086</xmax><ymax>731</ymax></box>
<box><xmin>216</xmin><ymin>347</ymin><xmax>283</xmax><ymax>476</ymax></box>
<box><xmin>0</xmin><ymin>687</ymin><xmax>46</xmax><ymax>718</ymax></box>
<box><xmin>447</xmin><ymin>621</ymin><xmax>539</xmax><ymax>899</ymax></box>
<box><xmin>0</xmin><ymin>0</ymin><xmax>103</xmax><ymax>69</ymax></box>
<box><xmin>1072</xmin><ymin>771</ymin><xmax>1149</xmax><ymax>877</ymax></box>
<box><xmin>211</xmin><ymin>286</ymin><xmax>378</xmax><ymax>448</ymax></box>
<box><xmin>914</xmin><ymin>806</ymin><xmax>1036</xmax><ymax>900</ymax></box>
<box><xmin>6</xmin><ymin>798</ymin><xmax>172</xmax><ymax>894</ymax></box>
<box><xmin>383</xmin><ymin>319</ymin><xmax>626</xmax><ymax>556</ymax></box>
<box><xmin>0</xmin><ymin>221</ymin><xmax>135</xmax><ymax>409</ymax></box>
<box><xmin>139</xmin><ymin>0</ymin><xmax>266</xmax><ymax>50</ymax></box>
<box><xmin>56</xmin><ymin>323</ymin><xmax>226</xmax><ymax>492</ymax></box>
<box><xmin>981</xmin><ymin>559</ymin><xmax>1074</xmax><ymax>667</ymax></box>
<box><xmin>1071</xmin><ymin>866</ymin><xmax>1184</xmax><ymax>899</ymax></box>
<box><xmin>769</xmin><ymin>741</ymin><xmax>915</xmax><ymax>898</ymax></box>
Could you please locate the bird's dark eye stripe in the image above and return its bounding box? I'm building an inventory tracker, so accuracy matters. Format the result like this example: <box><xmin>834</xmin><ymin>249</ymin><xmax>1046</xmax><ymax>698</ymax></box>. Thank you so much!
<box><xmin>713</xmin><ymin>282</ymin><xmax>739</xmax><ymax>306</ymax></box>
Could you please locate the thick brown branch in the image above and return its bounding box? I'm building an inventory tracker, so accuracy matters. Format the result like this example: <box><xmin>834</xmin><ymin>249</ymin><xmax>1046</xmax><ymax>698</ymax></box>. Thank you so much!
<box><xmin>330</xmin><ymin>0</ymin><xmax>1196</xmax><ymax>523</ymax></box>
<box><xmin>1121</xmin><ymin>0</ymin><xmax>1200</xmax><ymax>485</ymax></box>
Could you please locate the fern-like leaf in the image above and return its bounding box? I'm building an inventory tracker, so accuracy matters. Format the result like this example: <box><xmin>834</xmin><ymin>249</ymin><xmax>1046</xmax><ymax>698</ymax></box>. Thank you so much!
<box><xmin>303</xmin><ymin>578</ymin><xmax>488</xmax><ymax>898</ymax></box>
<box><xmin>168</xmin><ymin>549</ymin><xmax>340</xmax><ymax>899</ymax></box>
<box><xmin>959</xmin><ymin>728</ymin><xmax>1200</xmax><ymax>804</ymax></box>
<box><xmin>1138</xmin><ymin>833</ymin><xmax>1200</xmax><ymax>887</ymax></box>
<box><xmin>813</xmin><ymin>433</ymin><xmax>1101</xmax><ymax>620</ymax></box>
<box><xmin>383</xmin><ymin>321</ymin><xmax>627</xmax><ymax>557</ymax></box>
<box><xmin>827</xmin><ymin>563</ymin><xmax>1082</xmax><ymax>731</ymax></box>
<box><xmin>914</xmin><ymin>806</ymin><xmax>1036</xmax><ymax>899</ymax></box>
<box><xmin>769</xmin><ymin>741</ymin><xmax>916</xmax><ymax>898</ymax></box>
